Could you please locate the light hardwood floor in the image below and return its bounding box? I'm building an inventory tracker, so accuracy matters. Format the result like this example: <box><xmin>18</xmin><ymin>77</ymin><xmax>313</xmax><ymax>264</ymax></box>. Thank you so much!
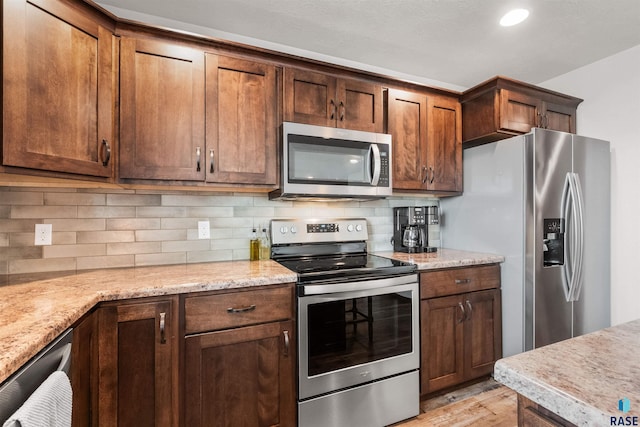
<box><xmin>394</xmin><ymin>379</ymin><xmax>518</xmax><ymax>427</ymax></box>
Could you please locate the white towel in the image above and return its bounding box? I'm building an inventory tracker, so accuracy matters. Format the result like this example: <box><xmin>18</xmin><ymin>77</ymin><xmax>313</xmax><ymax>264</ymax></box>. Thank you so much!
<box><xmin>2</xmin><ymin>371</ymin><xmax>72</xmax><ymax>427</ymax></box>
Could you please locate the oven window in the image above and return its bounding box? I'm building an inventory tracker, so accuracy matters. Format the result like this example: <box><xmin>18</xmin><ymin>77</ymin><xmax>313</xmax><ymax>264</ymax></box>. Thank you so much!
<box><xmin>288</xmin><ymin>135</ymin><xmax>372</xmax><ymax>185</ymax></box>
<box><xmin>306</xmin><ymin>291</ymin><xmax>413</xmax><ymax>376</ymax></box>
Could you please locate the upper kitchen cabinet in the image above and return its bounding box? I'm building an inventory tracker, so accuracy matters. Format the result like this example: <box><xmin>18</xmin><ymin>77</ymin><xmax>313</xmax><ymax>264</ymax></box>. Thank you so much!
<box><xmin>284</xmin><ymin>68</ymin><xmax>384</xmax><ymax>132</ymax></box>
<box><xmin>119</xmin><ymin>36</ymin><xmax>206</xmax><ymax>181</ymax></box>
<box><xmin>386</xmin><ymin>88</ymin><xmax>462</xmax><ymax>194</ymax></box>
<box><xmin>119</xmin><ymin>34</ymin><xmax>279</xmax><ymax>187</ymax></box>
<box><xmin>2</xmin><ymin>0</ymin><xmax>116</xmax><ymax>178</ymax></box>
<box><xmin>461</xmin><ymin>76</ymin><xmax>582</xmax><ymax>148</ymax></box>
<box><xmin>205</xmin><ymin>54</ymin><xmax>278</xmax><ymax>186</ymax></box>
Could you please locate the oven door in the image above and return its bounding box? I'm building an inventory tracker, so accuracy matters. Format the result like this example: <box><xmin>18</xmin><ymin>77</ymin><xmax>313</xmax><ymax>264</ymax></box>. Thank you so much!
<box><xmin>298</xmin><ymin>275</ymin><xmax>419</xmax><ymax>400</ymax></box>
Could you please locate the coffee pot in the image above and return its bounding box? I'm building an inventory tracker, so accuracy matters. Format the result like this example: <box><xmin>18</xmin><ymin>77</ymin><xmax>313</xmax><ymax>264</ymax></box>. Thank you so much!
<box><xmin>393</xmin><ymin>206</ymin><xmax>439</xmax><ymax>253</ymax></box>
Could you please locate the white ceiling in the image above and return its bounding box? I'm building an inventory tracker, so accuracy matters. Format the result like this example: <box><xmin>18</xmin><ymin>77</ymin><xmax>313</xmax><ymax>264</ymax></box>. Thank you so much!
<box><xmin>96</xmin><ymin>0</ymin><xmax>640</xmax><ymax>91</ymax></box>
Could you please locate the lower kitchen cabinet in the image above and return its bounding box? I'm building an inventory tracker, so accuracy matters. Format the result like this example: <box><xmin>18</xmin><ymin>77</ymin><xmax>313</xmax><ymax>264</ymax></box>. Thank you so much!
<box><xmin>420</xmin><ymin>265</ymin><xmax>502</xmax><ymax>395</ymax></box>
<box><xmin>182</xmin><ymin>284</ymin><xmax>295</xmax><ymax>427</ymax></box>
<box><xmin>71</xmin><ymin>310</ymin><xmax>97</xmax><ymax>427</ymax></box>
<box><xmin>96</xmin><ymin>296</ymin><xmax>179</xmax><ymax>427</ymax></box>
<box><xmin>184</xmin><ymin>320</ymin><xmax>295</xmax><ymax>426</ymax></box>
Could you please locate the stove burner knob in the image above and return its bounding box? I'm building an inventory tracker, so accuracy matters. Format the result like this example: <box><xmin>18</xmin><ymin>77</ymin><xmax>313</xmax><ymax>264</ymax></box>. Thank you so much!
<box><xmin>290</xmin><ymin>226</ymin><xmax>297</xmax><ymax>234</ymax></box>
<box><xmin>279</xmin><ymin>226</ymin><xmax>288</xmax><ymax>234</ymax></box>
<box><xmin>355</xmin><ymin>224</ymin><xmax>363</xmax><ymax>232</ymax></box>
<box><xmin>347</xmin><ymin>224</ymin><xmax>354</xmax><ymax>232</ymax></box>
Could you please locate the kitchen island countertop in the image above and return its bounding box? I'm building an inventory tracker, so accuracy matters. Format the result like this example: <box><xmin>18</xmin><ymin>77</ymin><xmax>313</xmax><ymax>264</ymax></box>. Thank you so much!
<box><xmin>494</xmin><ymin>319</ymin><xmax>640</xmax><ymax>426</ymax></box>
<box><xmin>377</xmin><ymin>248</ymin><xmax>505</xmax><ymax>270</ymax></box>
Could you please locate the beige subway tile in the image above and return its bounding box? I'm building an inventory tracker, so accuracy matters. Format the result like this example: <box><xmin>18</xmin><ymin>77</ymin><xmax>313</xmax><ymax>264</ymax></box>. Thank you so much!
<box><xmin>231</xmin><ymin>248</ymin><xmax>249</xmax><ymax>260</ymax></box>
<box><xmin>77</xmin><ymin>255</ymin><xmax>135</xmax><ymax>270</ymax></box>
<box><xmin>185</xmin><ymin>207</ymin><xmax>233</xmax><ymax>218</ymax></box>
<box><xmin>0</xmin><ymin>206</ymin><xmax>10</xmax><ymax>218</ymax></box>
<box><xmin>107</xmin><ymin>194</ymin><xmax>161</xmax><ymax>206</ymax></box>
<box><xmin>43</xmin><ymin>244</ymin><xmax>106</xmax><ymax>259</ymax></box>
<box><xmin>211</xmin><ymin>238</ymin><xmax>248</xmax><ymax>250</ymax></box>
<box><xmin>0</xmin><ymin>191</ymin><xmax>43</xmax><ymax>205</ymax></box>
<box><xmin>0</xmin><ymin>260</ymin><xmax>7</xmax><ymax>275</ymax></box>
<box><xmin>107</xmin><ymin>241</ymin><xmax>162</xmax><ymax>255</ymax></box>
<box><xmin>135</xmin><ymin>252</ymin><xmax>186</xmax><ymax>267</ymax></box>
<box><xmin>232</xmin><ymin>207</ymin><xmax>275</xmax><ymax>217</ymax></box>
<box><xmin>10</xmin><ymin>232</ymin><xmax>76</xmax><ymax>247</ymax></box>
<box><xmin>187</xmin><ymin>250</ymin><xmax>233</xmax><ymax>263</ymax></box>
<box><xmin>344</xmin><ymin>207</ymin><xmax>377</xmax><ymax>217</ymax></box>
<box><xmin>209</xmin><ymin>217</ymin><xmax>253</xmax><ymax>228</ymax></box>
<box><xmin>44</xmin><ymin>193</ymin><xmax>106</xmax><ymax>206</ymax></box>
<box><xmin>0</xmin><ymin>219</ymin><xmax>40</xmax><ymax>232</ymax></box>
<box><xmin>162</xmin><ymin>194</ymin><xmax>254</xmax><ymax>207</ymax></box>
<box><xmin>107</xmin><ymin>218</ymin><xmax>160</xmax><ymax>230</ymax></box>
<box><xmin>11</xmin><ymin>205</ymin><xmax>77</xmax><ymax>219</ymax></box>
<box><xmin>49</xmin><ymin>219</ymin><xmax>105</xmax><ymax>232</ymax></box>
<box><xmin>160</xmin><ymin>218</ymin><xmax>200</xmax><ymax>230</ymax></box>
<box><xmin>135</xmin><ymin>229</ymin><xmax>187</xmax><ymax>242</ymax></box>
<box><xmin>136</xmin><ymin>206</ymin><xmax>187</xmax><ymax>218</ymax></box>
<box><xmin>77</xmin><ymin>230</ymin><xmax>135</xmax><ymax>244</ymax></box>
<box><xmin>0</xmin><ymin>233</ymin><xmax>7</xmax><ymax>247</ymax></box>
<box><xmin>162</xmin><ymin>240</ymin><xmax>210</xmax><ymax>253</ymax></box>
<box><xmin>9</xmin><ymin>257</ymin><xmax>76</xmax><ymax>274</ymax></box>
<box><xmin>0</xmin><ymin>246</ymin><xmax>42</xmax><ymax>260</ymax></box>
<box><xmin>77</xmin><ymin>206</ymin><xmax>136</xmax><ymax>218</ymax></box>
<box><xmin>185</xmin><ymin>228</ymin><xmax>232</xmax><ymax>240</ymax></box>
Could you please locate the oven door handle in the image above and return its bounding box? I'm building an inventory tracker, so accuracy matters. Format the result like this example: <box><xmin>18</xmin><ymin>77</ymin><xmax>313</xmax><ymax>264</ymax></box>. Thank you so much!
<box><xmin>300</xmin><ymin>274</ymin><xmax>417</xmax><ymax>296</ymax></box>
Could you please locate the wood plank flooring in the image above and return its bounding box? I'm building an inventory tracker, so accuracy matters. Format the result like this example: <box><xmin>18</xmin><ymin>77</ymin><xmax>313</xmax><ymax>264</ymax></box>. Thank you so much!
<box><xmin>393</xmin><ymin>379</ymin><xmax>518</xmax><ymax>427</ymax></box>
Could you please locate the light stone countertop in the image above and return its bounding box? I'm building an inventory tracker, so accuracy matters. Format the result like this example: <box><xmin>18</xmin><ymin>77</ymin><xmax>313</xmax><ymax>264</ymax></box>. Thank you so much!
<box><xmin>494</xmin><ymin>319</ymin><xmax>640</xmax><ymax>426</ymax></box>
<box><xmin>376</xmin><ymin>248</ymin><xmax>505</xmax><ymax>270</ymax></box>
<box><xmin>0</xmin><ymin>260</ymin><xmax>297</xmax><ymax>384</ymax></box>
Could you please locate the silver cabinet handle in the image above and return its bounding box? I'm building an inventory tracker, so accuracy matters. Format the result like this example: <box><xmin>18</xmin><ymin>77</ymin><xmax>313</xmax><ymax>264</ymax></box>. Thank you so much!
<box><xmin>330</xmin><ymin>99</ymin><xmax>336</xmax><ymax>120</ymax></box>
<box><xmin>196</xmin><ymin>146</ymin><xmax>201</xmax><ymax>172</ymax></box>
<box><xmin>159</xmin><ymin>312</ymin><xmax>166</xmax><ymax>344</ymax></box>
<box><xmin>465</xmin><ymin>300</ymin><xmax>473</xmax><ymax>321</ymax></box>
<box><xmin>339</xmin><ymin>101</ymin><xmax>345</xmax><ymax>121</ymax></box>
<box><xmin>422</xmin><ymin>166</ymin><xmax>429</xmax><ymax>184</ymax></box>
<box><xmin>210</xmin><ymin>149</ymin><xmax>215</xmax><ymax>174</ymax></box>
<box><xmin>283</xmin><ymin>330</ymin><xmax>290</xmax><ymax>357</ymax></box>
<box><xmin>455</xmin><ymin>279</ymin><xmax>471</xmax><ymax>284</ymax></box>
<box><xmin>226</xmin><ymin>304</ymin><xmax>256</xmax><ymax>314</ymax></box>
<box><xmin>429</xmin><ymin>166</ymin><xmax>435</xmax><ymax>184</ymax></box>
<box><xmin>457</xmin><ymin>302</ymin><xmax>466</xmax><ymax>323</ymax></box>
<box><xmin>101</xmin><ymin>139</ymin><xmax>111</xmax><ymax>166</ymax></box>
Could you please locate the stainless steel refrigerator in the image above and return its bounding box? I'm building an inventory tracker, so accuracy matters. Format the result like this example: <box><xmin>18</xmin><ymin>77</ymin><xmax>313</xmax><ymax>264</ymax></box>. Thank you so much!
<box><xmin>441</xmin><ymin>128</ymin><xmax>610</xmax><ymax>357</ymax></box>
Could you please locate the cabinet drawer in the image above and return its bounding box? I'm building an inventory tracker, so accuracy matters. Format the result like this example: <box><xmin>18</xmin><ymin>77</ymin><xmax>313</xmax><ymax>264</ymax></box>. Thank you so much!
<box><xmin>184</xmin><ymin>286</ymin><xmax>293</xmax><ymax>334</ymax></box>
<box><xmin>420</xmin><ymin>264</ymin><xmax>500</xmax><ymax>299</ymax></box>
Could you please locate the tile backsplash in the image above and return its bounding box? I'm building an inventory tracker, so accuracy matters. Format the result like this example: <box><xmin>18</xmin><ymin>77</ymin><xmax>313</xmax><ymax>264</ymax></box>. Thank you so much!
<box><xmin>0</xmin><ymin>187</ymin><xmax>439</xmax><ymax>277</ymax></box>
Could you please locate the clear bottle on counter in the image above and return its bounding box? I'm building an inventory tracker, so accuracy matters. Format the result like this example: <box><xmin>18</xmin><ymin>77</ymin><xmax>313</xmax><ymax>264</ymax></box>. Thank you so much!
<box><xmin>249</xmin><ymin>227</ymin><xmax>260</xmax><ymax>261</ymax></box>
<box><xmin>259</xmin><ymin>225</ymin><xmax>271</xmax><ymax>260</ymax></box>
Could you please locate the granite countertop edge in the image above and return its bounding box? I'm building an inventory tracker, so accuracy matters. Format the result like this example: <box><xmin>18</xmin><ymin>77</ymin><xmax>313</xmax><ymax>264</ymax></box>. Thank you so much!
<box><xmin>376</xmin><ymin>248</ymin><xmax>505</xmax><ymax>270</ymax></box>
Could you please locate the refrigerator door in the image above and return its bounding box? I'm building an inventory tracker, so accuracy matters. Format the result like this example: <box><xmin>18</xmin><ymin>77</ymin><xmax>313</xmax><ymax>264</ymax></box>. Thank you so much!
<box><xmin>572</xmin><ymin>135</ymin><xmax>610</xmax><ymax>336</ymax></box>
<box><xmin>530</xmin><ymin>128</ymin><xmax>573</xmax><ymax>349</ymax></box>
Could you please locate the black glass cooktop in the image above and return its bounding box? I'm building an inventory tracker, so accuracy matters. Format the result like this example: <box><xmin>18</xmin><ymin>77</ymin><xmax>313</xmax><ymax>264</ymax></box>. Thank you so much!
<box><xmin>276</xmin><ymin>253</ymin><xmax>416</xmax><ymax>285</ymax></box>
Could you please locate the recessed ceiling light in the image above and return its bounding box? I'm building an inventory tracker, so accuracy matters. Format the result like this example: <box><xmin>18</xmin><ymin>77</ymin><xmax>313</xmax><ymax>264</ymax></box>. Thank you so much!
<box><xmin>500</xmin><ymin>8</ymin><xmax>530</xmax><ymax>26</ymax></box>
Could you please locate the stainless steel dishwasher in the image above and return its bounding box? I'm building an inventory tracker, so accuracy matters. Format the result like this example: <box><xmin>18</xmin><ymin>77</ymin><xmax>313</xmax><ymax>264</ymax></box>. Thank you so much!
<box><xmin>0</xmin><ymin>328</ymin><xmax>73</xmax><ymax>424</ymax></box>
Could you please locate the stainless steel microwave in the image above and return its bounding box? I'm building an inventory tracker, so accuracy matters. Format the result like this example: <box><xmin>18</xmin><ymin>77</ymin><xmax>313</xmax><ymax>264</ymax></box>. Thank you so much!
<box><xmin>269</xmin><ymin>122</ymin><xmax>392</xmax><ymax>200</ymax></box>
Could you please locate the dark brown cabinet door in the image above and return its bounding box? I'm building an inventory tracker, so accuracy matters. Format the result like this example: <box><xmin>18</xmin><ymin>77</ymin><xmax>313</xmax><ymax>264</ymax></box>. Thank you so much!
<box><xmin>119</xmin><ymin>37</ymin><xmax>205</xmax><ymax>181</ymax></box>
<box><xmin>284</xmin><ymin>68</ymin><xmax>383</xmax><ymax>132</ymax></box>
<box><xmin>426</xmin><ymin>95</ymin><xmax>462</xmax><ymax>192</ymax></box>
<box><xmin>206</xmin><ymin>54</ymin><xmax>278</xmax><ymax>185</ymax></box>
<box><xmin>499</xmin><ymin>89</ymin><xmax>542</xmax><ymax>134</ymax></box>
<box><xmin>3</xmin><ymin>0</ymin><xmax>115</xmax><ymax>177</ymax></box>
<box><xmin>464</xmin><ymin>289</ymin><xmax>502</xmax><ymax>380</ymax></box>
<box><xmin>97</xmin><ymin>298</ymin><xmax>179</xmax><ymax>427</ymax></box>
<box><xmin>184</xmin><ymin>320</ymin><xmax>295</xmax><ymax>427</ymax></box>
<box><xmin>337</xmin><ymin>78</ymin><xmax>383</xmax><ymax>132</ymax></box>
<box><xmin>421</xmin><ymin>294</ymin><xmax>465</xmax><ymax>393</ymax></box>
<box><xmin>71</xmin><ymin>311</ymin><xmax>97</xmax><ymax>427</ymax></box>
<box><xmin>543</xmin><ymin>101</ymin><xmax>576</xmax><ymax>133</ymax></box>
<box><xmin>387</xmin><ymin>88</ymin><xmax>427</xmax><ymax>191</ymax></box>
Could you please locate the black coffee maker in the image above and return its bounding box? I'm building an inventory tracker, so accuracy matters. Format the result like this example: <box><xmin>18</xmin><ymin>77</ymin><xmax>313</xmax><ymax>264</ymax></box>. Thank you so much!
<box><xmin>393</xmin><ymin>206</ymin><xmax>439</xmax><ymax>253</ymax></box>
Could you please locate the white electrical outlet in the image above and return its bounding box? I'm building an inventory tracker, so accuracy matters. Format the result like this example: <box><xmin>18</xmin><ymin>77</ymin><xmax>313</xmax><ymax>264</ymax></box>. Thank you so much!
<box><xmin>197</xmin><ymin>221</ymin><xmax>210</xmax><ymax>239</ymax></box>
<box><xmin>35</xmin><ymin>223</ymin><xmax>52</xmax><ymax>246</ymax></box>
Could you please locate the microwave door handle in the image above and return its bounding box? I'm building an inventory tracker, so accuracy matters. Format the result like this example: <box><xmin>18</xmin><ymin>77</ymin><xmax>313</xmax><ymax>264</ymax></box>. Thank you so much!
<box><xmin>369</xmin><ymin>144</ymin><xmax>381</xmax><ymax>186</ymax></box>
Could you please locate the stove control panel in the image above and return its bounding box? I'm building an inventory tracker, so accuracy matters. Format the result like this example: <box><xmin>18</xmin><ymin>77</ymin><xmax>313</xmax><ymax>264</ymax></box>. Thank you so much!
<box><xmin>271</xmin><ymin>218</ymin><xmax>368</xmax><ymax>245</ymax></box>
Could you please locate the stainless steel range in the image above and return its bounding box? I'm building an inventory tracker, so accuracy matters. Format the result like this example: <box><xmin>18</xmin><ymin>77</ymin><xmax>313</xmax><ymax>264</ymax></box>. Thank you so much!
<box><xmin>270</xmin><ymin>218</ymin><xmax>420</xmax><ymax>427</ymax></box>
